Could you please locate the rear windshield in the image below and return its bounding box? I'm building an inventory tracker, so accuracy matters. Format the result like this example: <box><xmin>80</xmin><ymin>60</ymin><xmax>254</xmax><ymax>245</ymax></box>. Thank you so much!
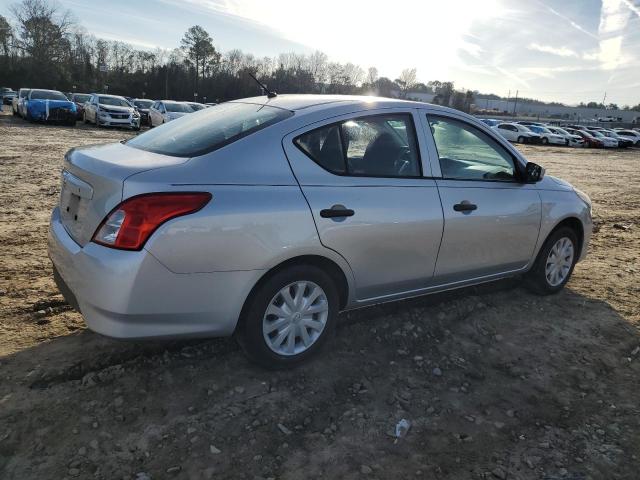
<box><xmin>99</xmin><ymin>96</ymin><xmax>131</xmax><ymax>107</ymax></box>
<box><xmin>165</xmin><ymin>102</ymin><xmax>193</xmax><ymax>113</ymax></box>
<box><xmin>127</xmin><ymin>102</ymin><xmax>293</xmax><ymax>157</ymax></box>
<box><xmin>30</xmin><ymin>90</ymin><xmax>68</xmax><ymax>101</ymax></box>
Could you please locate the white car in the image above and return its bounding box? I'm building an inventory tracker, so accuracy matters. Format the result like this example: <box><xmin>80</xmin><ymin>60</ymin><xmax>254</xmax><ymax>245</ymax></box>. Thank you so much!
<box><xmin>613</xmin><ymin>129</ymin><xmax>640</xmax><ymax>147</ymax></box>
<box><xmin>527</xmin><ymin>126</ymin><xmax>566</xmax><ymax>145</ymax></box>
<box><xmin>492</xmin><ymin>123</ymin><xmax>541</xmax><ymax>144</ymax></box>
<box><xmin>14</xmin><ymin>88</ymin><xmax>31</xmax><ymax>117</ymax></box>
<box><xmin>546</xmin><ymin>127</ymin><xmax>585</xmax><ymax>147</ymax></box>
<box><xmin>83</xmin><ymin>94</ymin><xmax>141</xmax><ymax>130</ymax></box>
<box><xmin>148</xmin><ymin>100</ymin><xmax>194</xmax><ymax>127</ymax></box>
<box><xmin>590</xmin><ymin>131</ymin><xmax>618</xmax><ymax>148</ymax></box>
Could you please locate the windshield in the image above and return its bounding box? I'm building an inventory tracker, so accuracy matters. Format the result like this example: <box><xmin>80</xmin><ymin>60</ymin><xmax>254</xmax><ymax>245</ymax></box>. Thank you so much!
<box><xmin>165</xmin><ymin>102</ymin><xmax>193</xmax><ymax>113</ymax></box>
<box><xmin>188</xmin><ymin>103</ymin><xmax>205</xmax><ymax>111</ymax></box>
<box><xmin>99</xmin><ymin>96</ymin><xmax>131</xmax><ymax>107</ymax></box>
<box><xmin>127</xmin><ymin>102</ymin><xmax>293</xmax><ymax>157</ymax></box>
<box><xmin>30</xmin><ymin>90</ymin><xmax>68</xmax><ymax>101</ymax></box>
<box><xmin>72</xmin><ymin>94</ymin><xmax>91</xmax><ymax>103</ymax></box>
<box><xmin>592</xmin><ymin>131</ymin><xmax>605</xmax><ymax>138</ymax></box>
<box><xmin>555</xmin><ymin>128</ymin><xmax>570</xmax><ymax>135</ymax></box>
<box><xmin>134</xmin><ymin>100</ymin><xmax>153</xmax><ymax>108</ymax></box>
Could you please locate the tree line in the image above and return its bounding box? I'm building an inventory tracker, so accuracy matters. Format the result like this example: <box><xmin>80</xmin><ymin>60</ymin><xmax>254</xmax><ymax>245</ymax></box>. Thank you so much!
<box><xmin>0</xmin><ymin>0</ymin><xmax>479</xmax><ymax>111</ymax></box>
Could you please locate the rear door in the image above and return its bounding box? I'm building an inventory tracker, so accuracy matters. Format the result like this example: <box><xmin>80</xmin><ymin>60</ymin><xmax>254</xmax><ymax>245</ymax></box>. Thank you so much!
<box><xmin>283</xmin><ymin>109</ymin><xmax>444</xmax><ymax>301</ymax></box>
<box><xmin>421</xmin><ymin>111</ymin><xmax>541</xmax><ymax>284</ymax></box>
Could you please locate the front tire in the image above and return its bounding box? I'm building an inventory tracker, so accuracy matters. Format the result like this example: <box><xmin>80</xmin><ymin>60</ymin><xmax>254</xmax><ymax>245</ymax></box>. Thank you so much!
<box><xmin>525</xmin><ymin>227</ymin><xmax>578</xmax><ymax>295</ymax></box>
<box><xmin>236</xmin><ymin>265</ymin><xmax>339</xmax><ymax>369</ymax></box>
<box><xmin>541</xmin><ymin>137</ymin><xmax>549</xmax><ymax>145</ymax></box>
<box><xmin>517</xmin><ymin>136</ymin><xmax>525</xmax><ymax>143</ymax></box>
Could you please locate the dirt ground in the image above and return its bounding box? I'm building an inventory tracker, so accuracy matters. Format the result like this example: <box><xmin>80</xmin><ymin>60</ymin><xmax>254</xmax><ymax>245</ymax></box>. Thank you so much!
<box><xmin>0</xmin><ymin>106</ymin><xmax>638</xmax><ymax>480</ymax></box>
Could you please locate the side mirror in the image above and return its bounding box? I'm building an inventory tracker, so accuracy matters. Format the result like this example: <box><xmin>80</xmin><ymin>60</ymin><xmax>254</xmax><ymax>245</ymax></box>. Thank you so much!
<box><xmin>525</xmin><ymin>162</ymin><xmax>545</xmax><ymax>183</ymax></box>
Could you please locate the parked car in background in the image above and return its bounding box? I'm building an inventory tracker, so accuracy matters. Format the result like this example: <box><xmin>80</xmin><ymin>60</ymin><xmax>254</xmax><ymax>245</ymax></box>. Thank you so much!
<box><xmin>48</xmin><ymin>95</ymin><xmax>592</xmax><ymax>367</ymax></box>
<box><xmin>566</xmin><ymin>129</ymin><xmax>603</xmax><ymax>148</ymax></box>
<box><xmin>527</xmin><ymin>125</ymin><xmax>566</xmax><ymax>145</ymax></box>
<box><xmin>2</xmin><ymin>90</ymin><xmax>16</xmax><ymax>105</ymax></box>
<box><xmin>545</xmin><ymin>127</ymin><xmax>584</xmax><ymax>147</ymax></box>
<box><xmin>23</xmin><ymin>89</ymin><xmax>77</xmax><ymax>125</ymax></box>
<box><xmin>516</xmin><ymin>121</ymin><xmax>545</xmax><ymax>127</ymax></box>
<box><xmin>613</xmin><ymin>129</ymin><xmax>640</xmax><ymax>146</ymax></box>
<box><xmin>493</xmin><ymin>123</ymin><xmax>541</xmax><ymax>144</ymax></box>
<box><xmin>83</xmin><ymin>94</ymin><xmax>141</xmax><ymax>130</ymax></box>
<box><xmin>13</xmin><ymin>88</ymin><xmax>30</xmax><ymax>116</ymax></box>
<box><xmin>131</xmin><ymin>98</ymin><xmax>154</xmax><ymax>126</ymax></box>
<box><xmin>205</xmin><ymin>102</ymin><xmax>217</xmax><ymax>107</ymax></box>
<box><xmin>69</xmin><ymin>93</ymin><xmax>92</xmax><ymax>120</ymax></box>
<box><xmin>590</xmin><ymin>130</ymin><xmax>618</xmax><ymax>148</ymax></box>
<box><xmin>187</xmin><ymin>102</ymin><xmax>207</xmax><ymax>111</ymax></box>
<box><xmin>148</xmin><ymin>100</ymin><xmax>193</xmax><ymax>127</ymax></box>
<box><xmin>479</xmin><ymin>118</ymin><xmax>500</xmax><ymax>127</ymax></box>
<box><xmin>599</xmin><ymin>130</ymin><xmax>633</xmax><ymax>148</ymax></box>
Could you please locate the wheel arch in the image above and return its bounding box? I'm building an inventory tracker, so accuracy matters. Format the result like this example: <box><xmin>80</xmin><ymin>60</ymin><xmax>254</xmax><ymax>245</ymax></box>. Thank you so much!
<box><xmin>547</xmin><ymin>216</ymin><xmax>585</xmax><ymax>258</ymax></box>
<box><xmin>238</xmin><ymin>254</ymin><xmax>351</xmax><ymax>331</ymax></box>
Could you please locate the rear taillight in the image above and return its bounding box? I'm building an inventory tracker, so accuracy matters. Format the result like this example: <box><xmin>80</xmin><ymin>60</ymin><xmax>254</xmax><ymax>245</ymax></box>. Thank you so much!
<box><xmin>92</xmin><ymin>192</ymin><xmax>212</xmax><ymax>250</ymax></box>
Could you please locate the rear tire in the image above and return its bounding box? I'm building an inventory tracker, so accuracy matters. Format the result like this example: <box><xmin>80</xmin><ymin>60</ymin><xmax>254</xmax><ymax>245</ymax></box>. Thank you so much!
<box><xmin>236</xmin><ymin>265</ymin><xmax>339</xmax><ymax>369</ymax></box>
<box><xmin>541</xmin><ymin>137</ymin><xmax>549</xmax><ymax>145</ymax></box>
<box><xmin>517</xmin><ymin>136</ymin><xmax>525</xmax><ymax>143</ymax></box>
<box><xmin>525</xmin><ymin>227</ymin><xmax>578</xmax><ymax>295</ymax></box>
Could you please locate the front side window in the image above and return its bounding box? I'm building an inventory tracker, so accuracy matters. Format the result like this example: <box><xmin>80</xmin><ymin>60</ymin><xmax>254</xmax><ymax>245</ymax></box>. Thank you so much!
<box><xmin>427</xmin><ymin>115</ymin><xmax>517</xmax><ymax>182</ymax></box>
<box><xmin>294</xmin><ymin>114</ymin><xmax>421</xmax><ymax>178</ymax></box>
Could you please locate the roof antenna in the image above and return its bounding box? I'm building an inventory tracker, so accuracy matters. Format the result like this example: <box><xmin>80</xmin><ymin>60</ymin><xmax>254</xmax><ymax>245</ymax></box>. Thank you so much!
<box><xmin>248</xmin><ymin>72</ymin><xmax>277</xmax><ymax>99</ymax></box>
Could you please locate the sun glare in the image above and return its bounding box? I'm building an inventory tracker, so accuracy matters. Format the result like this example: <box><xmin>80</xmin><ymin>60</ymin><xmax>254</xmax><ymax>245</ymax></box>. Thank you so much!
<box><xmin>220</xmin><ymin>0</ymin><xmax>501</xmax><ymax>80</ymax></box>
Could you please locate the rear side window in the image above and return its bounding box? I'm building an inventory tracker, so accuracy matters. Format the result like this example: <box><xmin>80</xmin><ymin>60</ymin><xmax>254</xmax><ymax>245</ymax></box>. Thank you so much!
<box><xmin>127</xmin><ymin>102</ymin><xmax>293</xmax><ymax>157</ymax></box>
<box><xmin>294</xmin><ymin>114</ymin><xmax>421</xmax><ymax>178</ymax></box>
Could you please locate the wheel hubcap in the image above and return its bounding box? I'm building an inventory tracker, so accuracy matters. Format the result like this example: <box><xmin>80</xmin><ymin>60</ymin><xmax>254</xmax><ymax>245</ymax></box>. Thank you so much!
<box><xmin>262</xmin><ymin>281</ymin><xmax>329</xmax><ymax>356</ymax></box>
<box><xmin>545</xmin><ymin>237</ymin><xmax>575</xmax><ymax>287</ymax></box>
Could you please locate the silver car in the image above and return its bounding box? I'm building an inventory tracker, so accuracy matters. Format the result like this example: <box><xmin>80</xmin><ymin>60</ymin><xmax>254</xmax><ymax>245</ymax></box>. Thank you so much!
<box><xmin>48</xmin><ymin>95</ymin><xmax>593</xmax><ymax>368</ymax></box>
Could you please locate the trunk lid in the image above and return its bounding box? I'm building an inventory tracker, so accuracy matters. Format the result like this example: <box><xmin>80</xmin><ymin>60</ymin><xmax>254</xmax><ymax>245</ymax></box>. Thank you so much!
<box><xmin>60</xmin><ymin>142</ymin><xmax>188</xmax><ymax>246</ymax></box>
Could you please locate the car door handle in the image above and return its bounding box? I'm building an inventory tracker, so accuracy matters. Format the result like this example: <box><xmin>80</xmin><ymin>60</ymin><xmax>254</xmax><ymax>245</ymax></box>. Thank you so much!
<box><xmin>320</xmin><ymin>205</ymin><xmax>355</xmax><ymax>218</ymax></box>
<box><xmin>453</xmin><ymin>202</ymin><xmax>478</xmax><ymax>212</ymax></box>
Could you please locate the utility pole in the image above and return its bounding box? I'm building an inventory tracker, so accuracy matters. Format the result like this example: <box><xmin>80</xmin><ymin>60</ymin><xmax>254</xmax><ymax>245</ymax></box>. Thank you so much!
<box><xmin>506</xmin><ymin>90</ymin><xmax>510</xmax><ymax>114</ymax></box>
<box><xmin>512</xmin><ymin>90</ymin><xmax>519</xmax><ymax>116</ymax></box>
<box><xmin>602</xmin><ymin>91</ymin><xmax>607</xmax><ymax>107</ymax></box>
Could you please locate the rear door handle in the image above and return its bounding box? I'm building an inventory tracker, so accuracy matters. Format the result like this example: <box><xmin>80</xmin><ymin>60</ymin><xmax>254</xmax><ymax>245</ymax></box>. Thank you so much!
<box><xmin>453</xmin><ymin>201</ymin><xmax>477</xmax><ymax>212</ymax></box>
<box><xmin>320</xmin><ymin>205</ymin><xmax>355</xmax><ymax>218</ymax></box>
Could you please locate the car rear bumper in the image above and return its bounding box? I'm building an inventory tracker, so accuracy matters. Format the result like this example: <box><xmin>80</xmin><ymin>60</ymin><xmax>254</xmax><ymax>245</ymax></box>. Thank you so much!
<box><xmin>48</xmin><ymin>207</ymin><xmax>263</xmax><ymax>339</ymax></box>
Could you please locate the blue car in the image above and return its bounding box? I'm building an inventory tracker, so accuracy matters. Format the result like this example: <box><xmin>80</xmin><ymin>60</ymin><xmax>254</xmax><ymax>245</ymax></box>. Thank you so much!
<box><xmin>24</xmin><ymin>89</ymin><xmax>77</xmax><ymax>126</ymax></box>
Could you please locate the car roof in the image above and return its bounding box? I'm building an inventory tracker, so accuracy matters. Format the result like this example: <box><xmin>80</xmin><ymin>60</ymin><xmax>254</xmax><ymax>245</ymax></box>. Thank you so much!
<box><xmin>229</xmin><ymin>94</ymin><xmax>456</xmax><ymax>114</ymax></box>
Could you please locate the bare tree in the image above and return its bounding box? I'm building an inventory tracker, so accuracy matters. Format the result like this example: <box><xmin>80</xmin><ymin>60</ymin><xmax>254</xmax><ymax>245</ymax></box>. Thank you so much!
<box><xmin>366</xmin><ymin>67</ymin><xmax>378</xmax><ymax>85</ymax></box>
<box><xmin>396</xmin><ymin>68</ymin><xmax>417</xmax><ymax>98</ymax></box>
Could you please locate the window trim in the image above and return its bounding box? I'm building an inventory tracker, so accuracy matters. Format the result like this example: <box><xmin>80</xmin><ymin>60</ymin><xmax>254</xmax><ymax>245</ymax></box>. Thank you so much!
<box><xmin>293</xmin><ymin>112</ymin><xmax>424</xmax><ymax>179</ymax></box>
<box><xmin>426</xmin><ymin>114</ymin><xmax>525</xmax><ymax>183</ymax></box>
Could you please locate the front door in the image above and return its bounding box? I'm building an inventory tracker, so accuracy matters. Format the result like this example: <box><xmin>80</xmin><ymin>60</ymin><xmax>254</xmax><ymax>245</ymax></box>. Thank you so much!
<box><xmin>423</xmin><ymin>113</ymin><xmax>542</xmax><ymax>284</ymax></box>
<box><xmin>283</xmin><ymin>110</ymin><xmax>444</xmax><ymax>301</ymax></box>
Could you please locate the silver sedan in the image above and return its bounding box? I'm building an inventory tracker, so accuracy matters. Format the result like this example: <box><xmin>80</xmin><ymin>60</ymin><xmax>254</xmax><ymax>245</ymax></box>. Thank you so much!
<box><xmin>48</xmin><ymin>95</ymin><xmax>593</xmax><ymax>368</ymax></box>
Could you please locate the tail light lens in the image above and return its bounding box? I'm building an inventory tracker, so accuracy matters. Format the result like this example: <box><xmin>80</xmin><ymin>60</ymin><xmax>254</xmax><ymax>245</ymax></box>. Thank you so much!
<box><xmin>92</xmin><ymin>192</ymin><xmax>212</xmax><ymax>250</ymax></box>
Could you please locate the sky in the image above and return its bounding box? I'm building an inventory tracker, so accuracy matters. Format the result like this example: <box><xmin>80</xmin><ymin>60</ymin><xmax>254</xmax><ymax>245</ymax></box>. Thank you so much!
<box><xmin>2</xmin><ymin>0</ymin><xmax>639</xmax><ymax>106</ymax></box>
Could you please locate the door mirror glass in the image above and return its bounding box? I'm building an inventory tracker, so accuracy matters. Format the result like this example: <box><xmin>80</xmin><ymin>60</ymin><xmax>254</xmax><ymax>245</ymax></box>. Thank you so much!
<box><xmin>525</xmin><ymin>162</ymin><xmax>545</xmax><ymax>182</ymax></box>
